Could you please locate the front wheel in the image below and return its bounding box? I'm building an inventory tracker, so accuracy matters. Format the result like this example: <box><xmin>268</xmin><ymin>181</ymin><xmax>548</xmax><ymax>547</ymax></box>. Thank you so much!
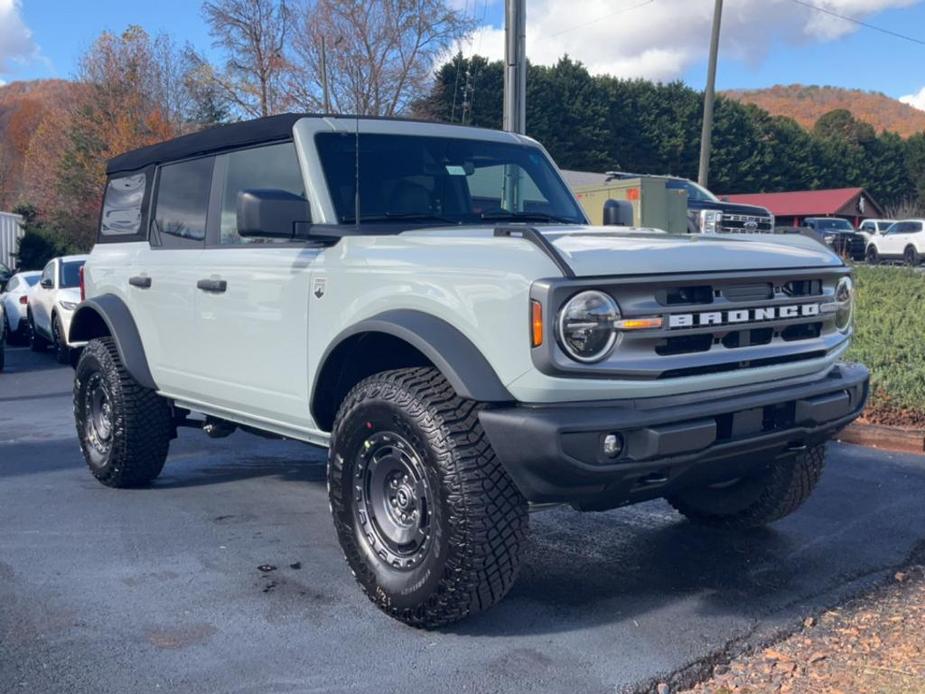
<box><xmin>905</xmin><ymin>246</ymin><xmax>919</xmax><ymax>266</ymax></box>
<box><xmin>667</xmin><ymin>445</ymin><xmax>826</xmax><ymax>529</ymax></box>
<box><xmin>28</xmin><ymin>313</ymin><xmax>47</xmax><ymax>353</ymax></box>
<box><xmin>328</xmin><ymin>367</ymin><xmax>528</xmax><ymax>628</ymax></box>
<box><xmin>52</xmin><ymin>313</ymin><xmax>70</xmax><ymax>365</ymax></box>
<box><xmin>866</xmin><ymin>245</ymin><xmax>879</xmax><ymax>265</ymax></box>
<box><xmin>74</xmin><ymin>337</ymin><xmax>172</xmax><ymax>487</ymax></box>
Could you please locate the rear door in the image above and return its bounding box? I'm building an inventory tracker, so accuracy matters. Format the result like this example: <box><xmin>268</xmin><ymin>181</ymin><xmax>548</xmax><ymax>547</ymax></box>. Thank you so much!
<box><xmin>31</xmin><ymin>260</ymin><xmax>57</xmax><ymax>337</ymax></box>
<box><xmin>192</xmin><ymin>142</ymin><xmax>319</xmax><ymax>427</ymax></box>
<box><xmin>128</xmin><ymin>156</ymin><xmax>213</xmax><ymax>400</ymax></box>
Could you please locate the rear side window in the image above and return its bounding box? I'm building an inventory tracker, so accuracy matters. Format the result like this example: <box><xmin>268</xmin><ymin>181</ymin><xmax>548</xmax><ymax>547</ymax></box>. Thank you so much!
<box><xmin>217</xmin><ymin>143</ymin><xmax>305</xmax><ymax>245</ymax></box>
<box><xmin>60</xmin><ymin>260</ymin><xmax>85</xmax><ymax>289</ymax></box>
<box><xmin>153</xmin><ymin>157</ymin><xmax>214</xmax><ymax>244</ymax></box>
<box><xmin>101</xmin><ymin>173</ymin><xmax>146</xmax><ymax>236</ymax></box>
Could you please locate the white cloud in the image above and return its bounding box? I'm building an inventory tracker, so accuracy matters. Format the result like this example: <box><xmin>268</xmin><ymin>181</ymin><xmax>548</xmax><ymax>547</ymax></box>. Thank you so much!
<box><xmin>0</xmin><ymin>0</ymin><xmax>39</xmax><ymax>76</ymax></box>
<box><xmin>453</xmin><ymin>0</ymin><xmax>920</xmax><ymax>82</ymax></box>
<box><xmin>901</xmin><ymin>86</ymin><xmax>925</xmax><ymax>111</ymax></box>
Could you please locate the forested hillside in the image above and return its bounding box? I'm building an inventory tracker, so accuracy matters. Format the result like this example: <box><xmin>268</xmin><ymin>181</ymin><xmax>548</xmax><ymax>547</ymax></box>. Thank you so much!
<box><xmin>415</xmin><ymin>56</ymin><xmax>925</xmax><ymax>212</ymax></box>
<box><xmin>724</xmin><ymin>85</ymin><xmax>925</xmax><ymax>139</ymax></box>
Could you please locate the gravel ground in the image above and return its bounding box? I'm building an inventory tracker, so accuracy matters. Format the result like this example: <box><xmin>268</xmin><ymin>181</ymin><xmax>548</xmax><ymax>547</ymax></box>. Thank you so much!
<box><xmin>683</xmin><ymin>566</ymin><xmax>925</xmax><ymax>693</ymax></box>
<box><xmin>2</xmin><ymin>346</ymin><xmax>925</xmax><ymax>694</ymax></box>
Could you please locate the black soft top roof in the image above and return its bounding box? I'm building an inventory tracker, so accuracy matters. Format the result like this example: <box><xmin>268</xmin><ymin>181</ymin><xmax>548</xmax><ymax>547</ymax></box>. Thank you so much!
<box><xmin>106</xmin><ymin>113</ymin><xmax>304</xmax><ymax>175</ymax></box>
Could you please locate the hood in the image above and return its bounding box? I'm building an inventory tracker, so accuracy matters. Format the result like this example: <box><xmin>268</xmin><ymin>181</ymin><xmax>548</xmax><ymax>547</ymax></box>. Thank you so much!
<box><xmin>540</xmin><ymin>227</ymin><xmax>841</xmax><ymax>277</ymax></box>
<box><xmin>687</xmin><ymin>199</ymin><xmax>772</xmax><ymax>216</ymax></box>
<box><xmin>58</xmin><ymin>287</ymin><xmax>82</xmax><ymax>304</ymax></box>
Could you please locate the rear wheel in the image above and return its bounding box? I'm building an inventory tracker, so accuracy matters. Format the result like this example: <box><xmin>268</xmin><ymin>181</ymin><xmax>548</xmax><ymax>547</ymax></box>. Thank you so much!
<box><xmin>74</xmin><ymin>337</ymin><xmax>172</xmax><ymax>487</ymax></box>
<box><xmin>866</xmin><ymin>245</ymin><xmax>879</xmax><ymax>265</ymax></box>
<box><xmin>0</xmin><ymin>329</ymin><xmax>5</xmax><ymax>372</ymax></box>
<box><xmin>904</xmin><ymin>246</ymin><xmax>919</xmax><ymax>266</ymax></box>
<box><xmin>667</xmin><ymin>445</ymin><xmax>826</xmax><ymax>529</ymax></box>
<box><xmin>328</xmin><ymin>367</ymin><xmax>528</xmax><ymax>628</ymax></box>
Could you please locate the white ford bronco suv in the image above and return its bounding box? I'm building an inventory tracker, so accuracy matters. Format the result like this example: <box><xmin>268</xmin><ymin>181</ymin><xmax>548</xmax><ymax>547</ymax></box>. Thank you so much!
<box><xmin>71</xmin><ymin>114</ymin><xmax>868</xmax><ymax>628</ymax></box>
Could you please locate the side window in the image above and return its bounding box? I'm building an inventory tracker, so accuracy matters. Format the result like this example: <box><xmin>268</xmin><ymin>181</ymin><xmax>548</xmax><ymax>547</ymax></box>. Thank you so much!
<box><xmin>101</xmin><ymin>173</ymin><xmax>146</xmax><ymax>236</ymax></box>
<box><xmin>217</xmin><ymin>143</ymin><xmax>305</xmax><ymax>245</ymax></box>
<box><xmin>41</xmin><ymin>262</ymin><xmax>55</xmax><ymax>287</ymax></box>
<box><xmin>153</xmin><ymin>157</ymin><xmax>214</xmax><ymax>246</ymax></box>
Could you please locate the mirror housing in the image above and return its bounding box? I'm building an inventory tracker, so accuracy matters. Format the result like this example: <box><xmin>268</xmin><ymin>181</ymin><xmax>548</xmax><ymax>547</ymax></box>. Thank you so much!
<box><xmin>40</xmin><ymin>278</ymin><xmax>53</xmax><ymax>289</ymax></box>
<box><xmin>602</xmin><ymin>199</ymin><xmax>633</xmax><ymax>227</ymax></box>
<box><xmin>237</xmin><ymin>189</ymin><xmax>311</xmax><ymax>239</ymax></box>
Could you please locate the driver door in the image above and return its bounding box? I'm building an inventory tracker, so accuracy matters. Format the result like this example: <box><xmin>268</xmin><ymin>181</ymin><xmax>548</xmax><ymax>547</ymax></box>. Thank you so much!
<box><xmin>881</xmin><ymin>222</ymin><xmax>908</xmax><ymax>256</ymax></box>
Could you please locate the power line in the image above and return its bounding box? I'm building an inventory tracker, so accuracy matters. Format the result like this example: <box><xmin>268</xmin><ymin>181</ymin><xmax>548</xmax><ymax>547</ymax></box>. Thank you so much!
<box><xmin>549</xmin><ymin>0</ymin><xmax>656</xmax><ymax>39</ymax></box>
<box><xmin>789</xmin><ymin>0</ymin><xmax>925</xmax><ymax>46</ymax></box>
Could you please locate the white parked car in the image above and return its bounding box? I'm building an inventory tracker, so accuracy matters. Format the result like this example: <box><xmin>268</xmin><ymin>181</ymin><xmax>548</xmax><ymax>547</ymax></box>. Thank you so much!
<box><xmin>857</xmin><ymin>218</ymin><xmax>896</xmax><ymax>245</ymax></box>
<box><xmin>28</xmin><ymin>255</ymin><xmax>88</xmax><ymax>363</ymax></box>
<box><xmin>865</xmin><ymin>219</ymin><xmax>925</xmax><ymax>265</ymax></box>
<box><xmin>1</xmin><ymin>270</ymin><xmax>41</xmax><ymax>343</ymax></box>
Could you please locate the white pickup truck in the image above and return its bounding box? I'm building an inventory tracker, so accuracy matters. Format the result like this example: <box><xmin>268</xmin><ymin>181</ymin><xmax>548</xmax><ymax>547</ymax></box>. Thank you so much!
<box><xmin>70</xmin><ymin>114</ymin><xmax>868</xmax><ymax>628</ymax></box>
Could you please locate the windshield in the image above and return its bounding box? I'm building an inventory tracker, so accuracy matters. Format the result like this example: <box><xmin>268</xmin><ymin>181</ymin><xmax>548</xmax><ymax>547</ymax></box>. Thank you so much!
<box><xmin>315</xmin><ymin>133</ymin><xmax>586</xmax><ymax>226</ymax></box>
<box><xmin>60</xmin><ymin>260</ymin><xmax>85</xmax><ymax>288</ymax></box>
<box><xmin>664</xmin><ymin>178</ymin><xmax>718</xmax><ymax>203</ymax></box>
<box><xmin>814</xmin><ymin>218</ymin><xmax>853</xmax><ymax>232</ymax></box>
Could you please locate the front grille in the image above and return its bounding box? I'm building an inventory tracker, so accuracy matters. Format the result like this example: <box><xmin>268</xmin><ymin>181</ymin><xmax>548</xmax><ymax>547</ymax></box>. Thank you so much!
<box><xmin>533</xmin><ymin>268</ymin><xmax>849</xmax><ymax>381</ymax></box>
<box><xmin>718</xmin><ymin>214</ymin><xmax>773</xmax><ymax>234</ymax></box>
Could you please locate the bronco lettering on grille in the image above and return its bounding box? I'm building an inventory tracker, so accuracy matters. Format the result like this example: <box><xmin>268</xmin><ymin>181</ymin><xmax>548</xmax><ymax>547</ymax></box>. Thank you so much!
<box><xmin>668</xmin><ymin>303</ymin><xmax>821</xmax><ymax>329</ymax></box>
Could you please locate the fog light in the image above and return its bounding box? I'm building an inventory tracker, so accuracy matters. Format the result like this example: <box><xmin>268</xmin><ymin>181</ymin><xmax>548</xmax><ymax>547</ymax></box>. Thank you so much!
<box><xmin>602</xmin><ymin>433</ymin><xmax>624</xmax><ymax>458</ymax></box>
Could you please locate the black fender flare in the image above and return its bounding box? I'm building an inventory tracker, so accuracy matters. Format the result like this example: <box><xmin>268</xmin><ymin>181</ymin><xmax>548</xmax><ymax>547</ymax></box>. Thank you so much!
<box><xmin>312</xmin><ymin>309</ymin><xmax>513</xmax><ymax>413</ymax></box>
<box><xmin>69</xmin><ymin>294</ymin><xmax>156</xmax><ymax>389</ymax></box>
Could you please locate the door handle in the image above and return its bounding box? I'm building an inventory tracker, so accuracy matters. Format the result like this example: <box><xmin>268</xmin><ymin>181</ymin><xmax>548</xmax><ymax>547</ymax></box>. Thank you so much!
<box><xmin>197</xmin><ymin>278</ymin><xmax>227</xmax><ymax>293</ymax></box>
<box><xmin>129</xmin><ymin>275</ymin><xmax>152</xmax><ymax>289</ymax></box>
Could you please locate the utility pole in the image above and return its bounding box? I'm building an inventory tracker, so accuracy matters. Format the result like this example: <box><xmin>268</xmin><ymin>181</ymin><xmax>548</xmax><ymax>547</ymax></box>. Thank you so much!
<box><xmin>503</xmin><ymin>0</ymin><xmax>526</xmax><ymax>134</ymax></box>
<box><xmin>320</xmin><ymin>36</ymin><xmax>330</xmax><ymax>113</ymax></box>
<box><xmin>698</xmin><ymin>0</ymin><xmax>723</xmax><ymax>188</ymax></box>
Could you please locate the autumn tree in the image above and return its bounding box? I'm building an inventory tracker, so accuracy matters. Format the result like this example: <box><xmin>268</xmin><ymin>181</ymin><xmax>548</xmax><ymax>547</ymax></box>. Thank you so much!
<box><xmin>21</xmin><ymin>26</ymin><xmax>192</xmax><ymax>249</ymax></box>
<box><xmin>287</xmin><ymin>0</ymin><xmax>474</xmax><ymax>116</ymax></box>
<box><xmin>194</xmin><ymin>0</ymin><xmax>292</xmax><ymax>117</ymax></box>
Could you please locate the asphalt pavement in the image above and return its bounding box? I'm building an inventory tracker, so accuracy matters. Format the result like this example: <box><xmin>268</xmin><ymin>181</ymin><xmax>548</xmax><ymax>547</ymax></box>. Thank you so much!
<box><xmin>2</xmin><ymin>346</ymin><xmax>924</xmax><ymax>694</ymax></box>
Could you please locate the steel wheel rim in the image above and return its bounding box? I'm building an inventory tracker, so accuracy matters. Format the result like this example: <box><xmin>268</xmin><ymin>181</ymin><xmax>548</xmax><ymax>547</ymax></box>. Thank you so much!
<box><xmin>353</xmin><ymin>431</ymin><xmax>432</xmax><ymax>570</ymax></box>
<box><xmin>84</xmin><ymin>372</ymin><xmax>114</xmax><ymax>455</ymax></box>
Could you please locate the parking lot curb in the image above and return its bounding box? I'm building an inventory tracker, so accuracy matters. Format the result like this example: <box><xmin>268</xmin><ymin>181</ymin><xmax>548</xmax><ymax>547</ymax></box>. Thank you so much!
<box><xmin>837</xmin><ymin>422</ymin><xmax>925</xmax><ymax>455</ymax></box>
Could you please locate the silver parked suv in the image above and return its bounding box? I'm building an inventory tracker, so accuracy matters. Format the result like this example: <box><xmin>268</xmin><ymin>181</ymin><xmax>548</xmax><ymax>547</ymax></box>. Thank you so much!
<box><xmin>70</xmin><ymin>114</ymin><xmax>868</xmax><ymax>628</ymax></box>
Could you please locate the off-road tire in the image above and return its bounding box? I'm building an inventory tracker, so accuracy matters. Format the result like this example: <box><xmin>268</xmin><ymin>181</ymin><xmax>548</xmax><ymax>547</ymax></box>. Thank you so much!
<box><xmin>328</xmin><ymin>367</ymin><xmax>528</xmax><ymax>628</ymax></box>
<box><xmin>52</xmin><ymin>313</ymin><xmax>69</xmax><ymax>365</ymax></box>
<box><xmin>74</xmin><ymin>337</ymin><xmax>171</xmax><ymax>487</ymax></box>
<box><xmin>667</xmin><ymin>445</ymin><xmax>826</xmax><ymax>530</ymax></box>
<box><xmin>28</xmin><ymin>313</ymin><xmax>47</xmax><ymax>353</ymax></box>
<box><xmin>905</xmin><ymin>246</ymin><xmax>919</xmax><ymax>267</ymax></box>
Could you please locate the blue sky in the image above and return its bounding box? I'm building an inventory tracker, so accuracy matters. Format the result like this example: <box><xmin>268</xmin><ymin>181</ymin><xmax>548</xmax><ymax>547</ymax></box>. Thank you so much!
<box><xmin>3</xmin><ymin>0</ymin><xmax>925</xmax><ymax>109</ymax></box>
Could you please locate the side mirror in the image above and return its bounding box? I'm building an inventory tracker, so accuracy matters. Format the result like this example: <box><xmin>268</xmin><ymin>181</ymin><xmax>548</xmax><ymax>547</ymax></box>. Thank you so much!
<box><xmin>237</xmin><ymin>189</ymin><xmax>311</xmax><ymax>239</ymax></box>
<box><xmin>602</xmin><ymin>199</ymin><xmax>633</xmax><ymax>227</ymax></box>
<box><xmin>40</xmin><ymin>278</ymin><xmax>53</xmax><ymax>289</ymax></box>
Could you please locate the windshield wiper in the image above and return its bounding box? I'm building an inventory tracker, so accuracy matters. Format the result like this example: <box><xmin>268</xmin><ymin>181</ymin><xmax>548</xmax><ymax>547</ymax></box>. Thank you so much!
<box><xmin>341</xmin><ymin>212</ymin><xmax>460</xmax><ymax>225</ymax></box>
<box><xmin>480</xmin><ymin>210</ymin><xmax>578</xmax><ymax>224</ymax></box>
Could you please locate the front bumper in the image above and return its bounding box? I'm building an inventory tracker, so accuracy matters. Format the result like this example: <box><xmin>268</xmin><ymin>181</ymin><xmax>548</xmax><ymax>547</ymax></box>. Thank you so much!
<box><xmin>479</xmin><ymin>362</ymin><xmax>869</xmax><ymax>510</ymax></box>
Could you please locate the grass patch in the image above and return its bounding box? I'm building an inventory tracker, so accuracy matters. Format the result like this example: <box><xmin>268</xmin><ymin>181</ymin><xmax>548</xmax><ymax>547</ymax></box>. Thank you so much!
<box><xmin>847</xmin><ymin>265</ymin><xmax>925</xmax><ymax>426</ymax></box>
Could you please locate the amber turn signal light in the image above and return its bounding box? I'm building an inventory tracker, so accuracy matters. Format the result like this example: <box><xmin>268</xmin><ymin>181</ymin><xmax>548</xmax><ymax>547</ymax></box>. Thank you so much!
<box><xmin>531</xmin><ymin>300</ymin><xmax>544</xmax><ymax>347</ymax></box>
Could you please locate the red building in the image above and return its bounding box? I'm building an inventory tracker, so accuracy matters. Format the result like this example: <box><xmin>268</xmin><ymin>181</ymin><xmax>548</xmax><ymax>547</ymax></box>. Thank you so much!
<box><xmin>725</xmin><ymin>187</ymin><xmax>884</xmax><ymax>228</ymax></box>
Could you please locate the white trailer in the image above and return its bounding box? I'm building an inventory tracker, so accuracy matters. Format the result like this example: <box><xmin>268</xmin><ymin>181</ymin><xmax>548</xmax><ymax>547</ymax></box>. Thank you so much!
<box><xmin>0</xmin><ymin>211</ymin><xmax>24</xmax><ymax>270</ymax></box>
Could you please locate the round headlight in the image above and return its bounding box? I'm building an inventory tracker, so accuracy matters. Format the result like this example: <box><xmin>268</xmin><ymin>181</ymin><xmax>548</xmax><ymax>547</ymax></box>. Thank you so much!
<box><xmin>557</xmin><ymin>290</ymin><xmax>620</xmax><ymax>363</ymax></box>
<box><xmin>835</xmin><ymin>276</ymin><xmax>853</xmax><ymax>332</ymax></box>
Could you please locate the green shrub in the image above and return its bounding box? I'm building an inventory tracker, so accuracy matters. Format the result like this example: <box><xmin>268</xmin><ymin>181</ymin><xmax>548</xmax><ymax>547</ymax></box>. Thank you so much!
<box><xmin>847</xmin><ymin>265</ymin><xmax>925</xmax><ymax>420</ymax></box>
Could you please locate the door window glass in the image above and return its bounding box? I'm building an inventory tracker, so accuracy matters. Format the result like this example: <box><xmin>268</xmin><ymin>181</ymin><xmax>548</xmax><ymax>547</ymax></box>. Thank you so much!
<box><xmin>101</xmin><ymin>173</ymin><xmax>146</xmax><ymax>236</ymax></box>
<box><xmin>153</xmin><ymin>157</ymin><xmax>214</xmax><ymax>243</ymax></box>
<box><xmin>217</xmin><ymin>143</ymin><xmax>305</xmax><ymax>244</ymax></box>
